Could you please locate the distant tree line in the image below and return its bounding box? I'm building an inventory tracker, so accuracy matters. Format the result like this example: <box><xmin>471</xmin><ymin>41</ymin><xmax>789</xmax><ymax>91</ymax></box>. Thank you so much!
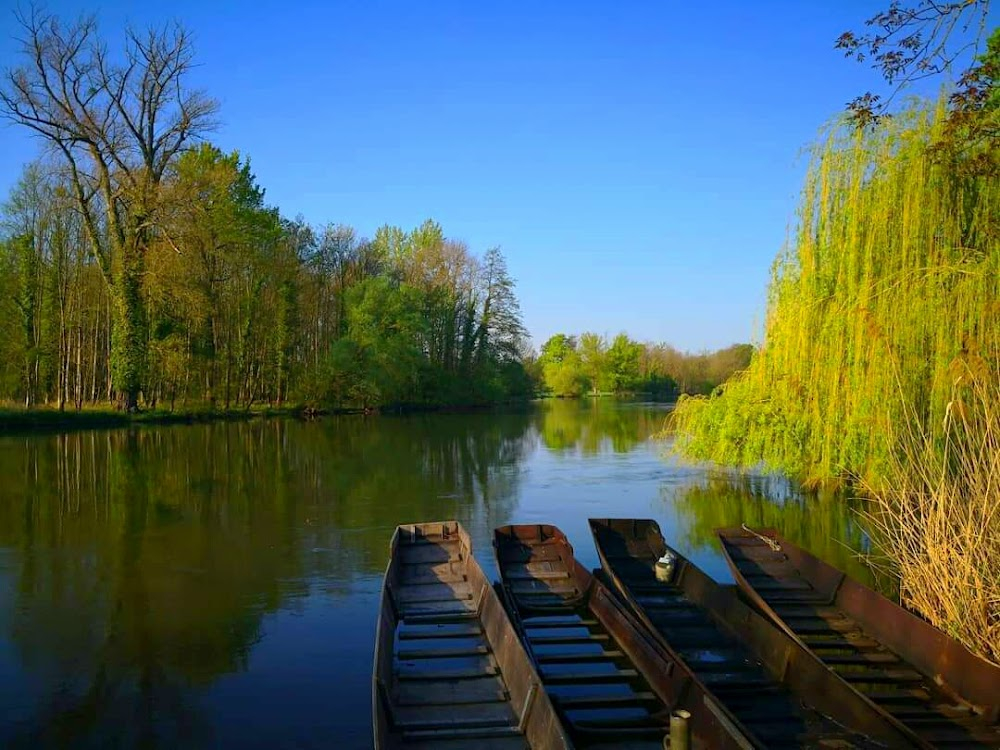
<box><xmin>0</xmin><ymin>13</ymin><xmax>529</xmax><ymax>411</ymax></box>
<box><xmin>0</xmin><ymin>156</ymin><xmax>529</xmax><ymax>410</ymax></box>
<box><xmin>532</xmin><ymin>332</ymin><xmax>752</xmax><ymax>399</ymax></box>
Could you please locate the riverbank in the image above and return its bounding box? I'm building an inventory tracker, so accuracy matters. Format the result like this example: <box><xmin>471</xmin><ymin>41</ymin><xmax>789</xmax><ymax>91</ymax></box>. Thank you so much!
<box><xmin>0</xmin><ymin>399</ymin><xmax>537</xmax><ymax>435</ymax></box>
<box><xmin>0</xmin><ymin>405</ymin><xmax>308</xmax><ymax>435</ymax></box>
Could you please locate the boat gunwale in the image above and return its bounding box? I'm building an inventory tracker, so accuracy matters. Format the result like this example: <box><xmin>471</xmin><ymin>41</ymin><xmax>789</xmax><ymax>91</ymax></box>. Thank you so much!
<box><xmin>494</xmin><ymin>523</ymin><xmax>684</xmax><ymax>746</ymax></box>
<box><xmin>586</xmin><ymin>518</ymin><xmax>767</xmax><ymax>750</ymax></box>
<box><xmin>589</xmin><ymin>517</ymin><xmax>925</xmax><ymax>750</ymax></box>
<box><xmin>717</xmin><ymin>525</ymin><xmax>1000</xmax><ymax>724</ymax></box>
<box><xmin>373</xmin><ymin>520</ymin><xmax>573</xmax><ymax>750</ymax></box>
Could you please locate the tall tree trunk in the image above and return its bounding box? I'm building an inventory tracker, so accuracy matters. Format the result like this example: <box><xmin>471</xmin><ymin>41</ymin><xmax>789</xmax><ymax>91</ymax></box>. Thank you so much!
<box><xmin>76</xmin><ymin>323</ymin><xmax>83</xmax><ymax>410</ymax></box>
<box><xmin>110</xmin><ymin>249</ymin><xmax>146</xmax><ymax>411</ymax></box>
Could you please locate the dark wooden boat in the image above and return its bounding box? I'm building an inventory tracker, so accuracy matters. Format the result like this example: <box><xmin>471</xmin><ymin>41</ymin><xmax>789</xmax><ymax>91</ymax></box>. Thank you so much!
<box><xmin>373</xmin><ymin>521</ymin><xmax>572</xmax><ymax>750</ymax></box>
<box><xmin>718</xmin><ymin>526</ymin><xmax>1000</xmax><ymax>748</ymax></box>
<box><xmin>589</xmin><ymin>518</ymin><xmax>919</xmax><ymax>749</ymax></box>
<box><xmin>495</xmin><ymin>523</ymin><xmax>743</xmax><ymax>749</ymax></box>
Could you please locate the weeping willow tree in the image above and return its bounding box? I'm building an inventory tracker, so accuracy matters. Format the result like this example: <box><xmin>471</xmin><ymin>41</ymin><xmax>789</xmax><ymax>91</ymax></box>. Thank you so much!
<box><xmin>672</xmin><ymin>99</ymin><xmax>999</xmax><ymax>486</ymax></box>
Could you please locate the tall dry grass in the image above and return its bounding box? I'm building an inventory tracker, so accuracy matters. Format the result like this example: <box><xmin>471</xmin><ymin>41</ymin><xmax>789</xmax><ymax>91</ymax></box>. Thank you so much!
<box><xmin>859</xmin><ymin>353</ymin><xmax>1000</xmax><ymax>665</ymax></box>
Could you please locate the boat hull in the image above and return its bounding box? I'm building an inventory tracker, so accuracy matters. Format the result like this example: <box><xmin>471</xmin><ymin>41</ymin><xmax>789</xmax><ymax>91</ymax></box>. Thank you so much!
<box><xmin>496</xmin><ymin>523</ymin><xmax>751</xmax><ymax>750</ymax></box>
<box><xmin>373</xmin><ymin>521</ymin><xmax>571</xmax><ymax>750</ymax></box>
<box><xmin>590</xmin><ymin>517</ymin><xmax>919</xmax><ymax>749</ymax></box>
<box><xmin>718</xmin><ymin>526</ymin><xmax>1000</xmax><ymax>747</ymax></box>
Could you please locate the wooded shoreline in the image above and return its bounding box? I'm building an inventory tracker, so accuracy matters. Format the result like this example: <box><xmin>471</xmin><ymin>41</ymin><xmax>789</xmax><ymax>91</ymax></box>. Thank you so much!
<box><xmin>0</xmin><ymin>398</ymin><xmax>547</xmax><ymax>435</ymax></box>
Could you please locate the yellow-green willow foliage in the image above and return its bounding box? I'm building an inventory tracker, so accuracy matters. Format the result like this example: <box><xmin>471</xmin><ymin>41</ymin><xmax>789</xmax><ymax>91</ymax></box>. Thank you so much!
<box><xmin>672</xmin><ymin>100</ymin><xmax>1000</xmax><ymax>486</ymax></box>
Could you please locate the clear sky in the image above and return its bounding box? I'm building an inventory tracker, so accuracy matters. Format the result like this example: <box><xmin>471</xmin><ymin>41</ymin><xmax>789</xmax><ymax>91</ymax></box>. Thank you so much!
<box><xmin>0</xmin><ymin>1</ymin><xmax>989</xmax><ymax>351</ymax></box>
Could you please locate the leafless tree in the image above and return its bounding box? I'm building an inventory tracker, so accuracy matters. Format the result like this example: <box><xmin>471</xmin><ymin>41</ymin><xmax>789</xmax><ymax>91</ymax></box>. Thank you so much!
<box><xmin>1</xmin><ymin>9</ymin><xmax>218</xmax><ymax>408</ymax></box>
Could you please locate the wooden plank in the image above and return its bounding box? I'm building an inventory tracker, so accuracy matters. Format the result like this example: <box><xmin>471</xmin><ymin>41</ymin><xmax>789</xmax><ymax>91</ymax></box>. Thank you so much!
<box><xmin>504</xmin><ymin>569</ymin><xmax>570</xmax><ymax>581</ymax></box>
<box><xmin>783</xmin><ymin>616</ymin><xmax>860</xmax><ymax>634</ymax></box>
<box><xmin>530</xmin><ymin>633</ymin><xmax>610</xmax><ymax>645</ymax></box>
<box><xmin>866</xmin><ymin>689</ymin><xmax>933</xmax><ymax>704</ymax></box>
<box><xmin>570</xmin><ymin>714</ymin><xmax>664</xmax><ymax>730</ymax></box>
<box><xmin>401</xmin><ymin>725</ymin><xmax>524</xmax><ymax>743</ymax></box>
<box><xmin>523</xmin><ymin>617</ymin><xmax>597</xmax><ymax>629</ymax></box>
<box><xmin>397</xmin><ymin>655</ymin><xmax>497</xmax><ymax>680</ymax></box>
<box><xmin>400</xmin><ymin>545</ymin><xmax>463</xmax><ymax>564</ymax></box>
<box><xmin>541</xmin><ymin>669</ymin><xmax>638</xmax><ymax>684</ymax></box>
<box><xmin>535</xmin><ymin>650</ymin><xmax>624</xmax><ymax>664</ymax></box>
<box><xmin>399</xmin><ymin>535</ymin><xmax>461</xmax><ymax>547</ymax></box>
<box><xmin>509</xmin><ymin>580</ymin><xmax>579</xmax><ymax>595</ymax></box>
<box><xmin>498</xmin><ymin>545</ymin><xmax>564</xmax><ymax>564</ymax></box>
<box><xmin>399</xmin><ymin>598</ymin><xmax>477</xmax><ymax>617</ymax></box>
<box><xmin>394</xmin><ymin>677</ymin><xmax>508</xmax><ymax>706</ymax></box>
<box><xmin>821</xmin><ymin>653</ymin><xmax>899</xmax><ymax>666</ymax></box>
<box><xmin>633</xmin><ymin>594</ymin><xmax>691</xmax><ymax>609</ymax></box>
<box><xmin>743</xmin><ymin>575</ymin><xmax>812</xmax><ymax>591</ymax></box>
<box><xmin>756</xmin><ymin>591</ymin><xmax>831</xmax><ymax>604</ymax></box>
<box><xmin>799</xmin><ymin>636</ymin><xmax>880</xmax><ymax>650</ymax></box>
<box><xmin>697</xmin><ymin>671</ymin><xmax>774</xmax><ymax>690</ymax></box>
<box><xmin>396</xmin><ymin>582</ymin><xmax>473</xmax><ymax>603</ymax></box>
<box><xmin>397</xmin><ymin>644</ymin><xmax>490</xmax><ymax>660</ymax></box>
<box><xmin>837</xmin><ymin>668</ymin><xmax>925</xmax><ymax>684</ymax></box>
<box><xmin>402</xmin><ymin>737</ymin><xmax>528</xmax><ymax>750</ymax></box>
<box><xmin>399</xmin><ymin>564</ymin><xmax>467</xmax><ymax>584</ymax></box>
<box><xmin>887</xmin><ymin>703</ymin><xmax>976</xmax><ymax>719</ymax></box>
<box><xmin>769</xmin><ymin>604</ymin><xmax>843</xmax><ymax>619</ymax></box>
<box><xmin>398</xmin><ymin>622</ymin><xmax>482</xmax><ymax>640</ymax></box>
<box><xmin>554</xmin><ymin>692</ymin><xmax>657</xmax><ymax>709</ymax></box>
<box><xmin>392</xmin><ymin>701</ymin><xmax>516</xmax><ymax>729</ymax></box>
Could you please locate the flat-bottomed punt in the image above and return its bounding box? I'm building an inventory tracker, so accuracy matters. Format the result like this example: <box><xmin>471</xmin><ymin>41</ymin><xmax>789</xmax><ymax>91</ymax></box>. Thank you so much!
<box><xmin>496</xmin><ymin>523</ymin><xmax>738</xmax><ymax>749</ymax></box>
<box><xmin>590</xmin><ymin>518</ymin><xmax>915</xmax><ymax>749</ymax></box>
<box><xmin>718</xmin><ymin>526</ymin><xmax>1000</xmax><ymax>748</ymax></box>
<box><xmin>373</xmin><ymin>521</ymin><xmax>571</xmax><ymax>749</ymax></box>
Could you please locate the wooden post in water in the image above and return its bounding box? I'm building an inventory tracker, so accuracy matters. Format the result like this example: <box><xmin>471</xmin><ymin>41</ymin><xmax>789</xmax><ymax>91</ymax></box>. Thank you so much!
<box><xmin>668</xmin><ymin>709</ymin><xmax>691</xmax><ymax>750</ymax></box>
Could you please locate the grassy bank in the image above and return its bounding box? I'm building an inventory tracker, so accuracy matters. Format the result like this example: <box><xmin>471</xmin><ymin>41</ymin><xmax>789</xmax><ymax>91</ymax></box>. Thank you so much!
<box><xmin>0</xmin><ymin>404</ymin><xmax>305</xmax><ymax>434</ymax></box>
<box><xmin>0</xmin><ymin>398</ymin><xmax>536</xmax><ymax>434</ymax></box>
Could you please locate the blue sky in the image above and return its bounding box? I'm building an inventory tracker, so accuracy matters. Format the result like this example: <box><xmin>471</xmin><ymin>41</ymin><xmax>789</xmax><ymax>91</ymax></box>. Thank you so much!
<box><xmin>0</xmin><ymin>2</ymin><xmax>991</xmax><ymax>350</ymax></box>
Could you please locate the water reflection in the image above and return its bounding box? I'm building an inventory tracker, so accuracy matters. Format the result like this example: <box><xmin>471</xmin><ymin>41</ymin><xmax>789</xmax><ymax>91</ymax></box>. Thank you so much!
<box><xmin>0</xmin><ymin>402</ymin><xmax>876</xmax><ymax>748</ymax></box>
<box><xmin>0</xmin><ymin>414</ymin><xmax>536</xmax><ymax>748</ymax></box>
<box><xmin>661</xmin><ymin>468</ymin><xmax>877</xmax><ymax>588</ymax></box>
<box><xmin>536</xmin><ymin>398</ymin><xmax>667</xmax><ymax>455</ymax></box>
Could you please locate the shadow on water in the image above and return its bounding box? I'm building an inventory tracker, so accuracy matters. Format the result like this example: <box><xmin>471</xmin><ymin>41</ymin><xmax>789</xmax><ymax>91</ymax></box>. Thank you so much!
<box><xmin>0</xmin><ymin>401</ymin><xmax>879</xmax><ymax>747</ymax></box>
<box><xmin>660</xmin><ymin>468</ymin><xmax>879</xmax><ymax>590</ymax></box>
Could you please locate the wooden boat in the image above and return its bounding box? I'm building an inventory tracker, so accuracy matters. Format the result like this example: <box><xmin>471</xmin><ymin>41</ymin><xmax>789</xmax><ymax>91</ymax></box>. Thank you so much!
<box><xmin>496</xmin><ymin>523</ymin><xmax>741</xmax><ymax>749</ymax></box>
<box><xmin>589</xmin><ymin>518</ymin><xmax>919</xmax><ymax>749</ymax></box>
<box><xmin>718</xmin><ymin>526</ymin><xmax>1000</xmax><ymax>748</ymax></box>
<box><xmin>373</xmin><ymin>521</ymin><xmax>572</xmax><ymax>750</ymax></box>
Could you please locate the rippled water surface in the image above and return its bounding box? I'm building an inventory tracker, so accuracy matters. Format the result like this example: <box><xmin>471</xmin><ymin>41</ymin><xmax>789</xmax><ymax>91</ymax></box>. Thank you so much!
<box><xmin>0</xmin><ymin>400</ymin><xmax>872</xmax><ymax>748</ymax></box>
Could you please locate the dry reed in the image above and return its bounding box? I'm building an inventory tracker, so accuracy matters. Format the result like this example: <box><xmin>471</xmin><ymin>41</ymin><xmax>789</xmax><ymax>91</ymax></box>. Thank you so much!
<box><xmin>859</xmin><ymin>356</ymin><xmax>1000</xmax><ymax>665</ymax></box>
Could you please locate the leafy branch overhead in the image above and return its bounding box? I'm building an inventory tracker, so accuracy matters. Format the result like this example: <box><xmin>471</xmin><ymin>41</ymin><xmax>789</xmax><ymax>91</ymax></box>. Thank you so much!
<box><xmin>836</xmin><ymin>0</ymin><xmax>992</xmax><ymax>127</ymax></box>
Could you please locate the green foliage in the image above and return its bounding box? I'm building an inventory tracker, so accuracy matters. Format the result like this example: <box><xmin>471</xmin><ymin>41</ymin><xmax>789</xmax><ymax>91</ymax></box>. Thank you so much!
<box><xmin>578</xmin><ymin>332</ymin><xmax>607</xmax><ymax>392</ymax></box>
<box><xmin>537</xmin><ymin>332</ymin><xmax>747</xmax><ymax>400</ymax></box>
<box><xmin>342</xmin><ymin>277</ymin><xmax>426</xmax><ymax>406</ymax></box>
<box><xmin>673</xmin><ymin>100</ymin><xmax>1000</xmax><ymax>485</ymax></box>
<box><xmin>539</xmin><ymin>334</ymin><xmax>588</xmax><ymax>396</ymax></box>
<box><xmin>540</xmin><ymin>334</ymin><xmax>576</xmax><ymax>364</ymax></box>
<box><xmin>606</xmin><ymin>333</ymin><xmax>643</xmax><ymax>393</ymax></box>
<box><xmin>543</xmin><ymin>352</ymin><xmax>589</xmax><ymax>397</ymax></box>
<box><xmin>0</xmin><ymin>148</ymin><xmax>533</xmax><ymax>412</ymax></box>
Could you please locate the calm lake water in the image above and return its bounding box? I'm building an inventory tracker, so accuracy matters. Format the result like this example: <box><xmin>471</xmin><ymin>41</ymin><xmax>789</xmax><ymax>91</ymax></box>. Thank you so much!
<box><xmin>0</xmin><ymin>400</ymin><xmax>872</xmax><ymax>749</ymax></box>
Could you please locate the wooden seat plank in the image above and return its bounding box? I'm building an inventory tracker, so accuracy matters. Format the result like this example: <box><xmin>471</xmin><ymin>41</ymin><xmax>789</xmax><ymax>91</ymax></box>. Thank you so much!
<box><xmin>394</xmin><ymin>677</ymin><xmax>508</xmax><ymax>706</ymax></box>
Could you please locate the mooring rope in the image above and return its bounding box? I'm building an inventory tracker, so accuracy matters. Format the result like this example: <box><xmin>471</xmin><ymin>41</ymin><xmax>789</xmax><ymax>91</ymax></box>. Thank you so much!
<box><xmin>741</xmin><ymin>523</ymin><xmax>781</xmax><ymax>551</ymax></box>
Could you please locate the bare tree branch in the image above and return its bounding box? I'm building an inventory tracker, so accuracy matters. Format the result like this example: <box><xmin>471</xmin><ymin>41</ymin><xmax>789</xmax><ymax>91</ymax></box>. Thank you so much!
<box><xmin>836</xmin><ymin>0</ymin><xmax>991</xmax><ymax>126</ymax></box>
<box><xmin>1</xmin><ymin>9</ymin><xmax>220</xmax><ymax>407</ymax></box>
